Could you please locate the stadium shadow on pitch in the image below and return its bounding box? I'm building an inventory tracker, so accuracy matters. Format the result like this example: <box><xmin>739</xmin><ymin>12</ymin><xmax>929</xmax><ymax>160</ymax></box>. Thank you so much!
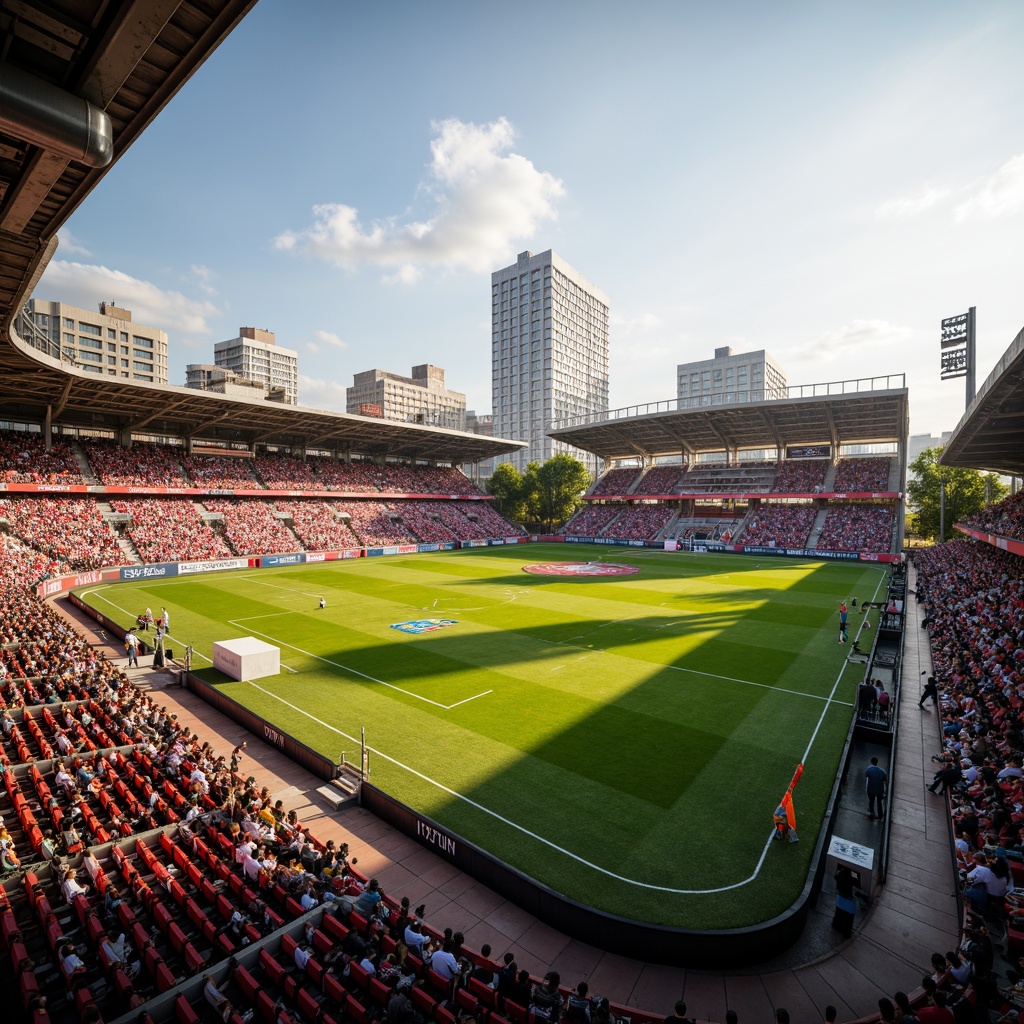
<box><xmin>212</xmin><ymin>609</ymin><xmax>818</xmax><ymax>808</ymax></box>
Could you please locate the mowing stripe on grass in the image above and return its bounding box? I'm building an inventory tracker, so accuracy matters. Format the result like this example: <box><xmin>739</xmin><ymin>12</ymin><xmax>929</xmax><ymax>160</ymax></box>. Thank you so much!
<box><xmin>228</xmin><ymin>621</ymin><xmax>492</xmax><ymax>710</ymax></box>
<box><xmin>245</xmin><ymin>677</ymin><xmax>769</xmax><ymax>895</ymax></box>
<box><xmin>531</xmin><ymin>632</ymin><xmax>851</xmax><ymax>706</ymax></box>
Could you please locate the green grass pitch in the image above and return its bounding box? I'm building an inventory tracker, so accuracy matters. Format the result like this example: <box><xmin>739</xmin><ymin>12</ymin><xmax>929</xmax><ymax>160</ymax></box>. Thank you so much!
<box><xmin>79</xmin><ymin>544</ymin><xmax>887</xmax><ymax>929</ymax></box>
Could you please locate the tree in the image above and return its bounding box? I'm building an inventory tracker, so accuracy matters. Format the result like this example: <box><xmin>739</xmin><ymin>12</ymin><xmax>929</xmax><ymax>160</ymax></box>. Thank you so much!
<box><xmin>524</xmin><ymin>453</ymin><xmax>591</xmax><ymax>530</ymax></box>
<box><xmin>907</xmin><ymin>446</ymin><xmax>1009</xmax><ymax>542</ymax></box>
<box><xmin>487</xmin><ymin>461</ymin><xmax>526</xmax><ymax>522</ymax></box>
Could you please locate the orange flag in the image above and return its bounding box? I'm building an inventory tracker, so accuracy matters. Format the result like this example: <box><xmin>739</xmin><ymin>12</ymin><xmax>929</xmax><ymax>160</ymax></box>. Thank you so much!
<box><xmin>781</xmin><ymin>791</ymin><xmax>796</xmax><ymax>830</ymax></box>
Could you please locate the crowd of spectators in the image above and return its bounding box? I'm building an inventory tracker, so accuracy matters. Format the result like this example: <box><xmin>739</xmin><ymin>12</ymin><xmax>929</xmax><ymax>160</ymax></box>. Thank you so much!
<box><xmin>833</xmin><ymin>457</ymin><xmax>894</xmax><ymax>492</ymax></box>
<box><xmin>913</xmin><ymin>539</ymin><xmax>1024</xmax><ymax>1016</ymax></box>
<box><xmin>253</xmin><ymin>453</ymin><xmax>325</xmax><ymax>491</ymax></box>
<box><xmin>182</xmin><ymin>454</ymin><xmax>263</xmax><ymax>490</ymax></box>
<box><xmin>964</xmin><ymin>491</ymin><xmax>1024</xmax><ymax>543</ymax></box>
<box><xmin>81</xmin><ymin>439</ymin><xmax>188</xmax><ymax>487</ymax></box>
<box><xmin>201</xmin><ymin>499</ymin><xmax>301</xmax><ymax>555</ymax></box>
<box><xmin>600</xmin><ymin>504</ymin><xmax>675</xmax><ymax>540</ymax></box>
<box><xmin>110</xmin><ymin>499</ymin><xmax>235</xmax><ymax>564</ymax></box>
<box><xmin>0</xmin><ymin>497</ymin><xmax>129</xmax><ymax>570</ymax></box>
<box><xmin>274</xmin><ymin>501</ymin><xmax>361</xmax><ymax>550</ymax></box>
<box><xmin>632</xmin><ymin>466</ymin><xmax>685</xmax><ymax>495</ymax></box>
<box><xmin>740</xmin><ymin>504</ymin><xmax>817</xmax><ymax>547</ymax></box>
<box><xmin>817</xmin><ymin>503</ymin><xmax>895</xmax><ymax>552</ymax></box>
<box><xmin>588</xmin><ymin>468</ymin><xmax>640</xmax><ymax>496</ymax></box>
<box><xmin>339</xmin><ymin>501</ymin><xmax>418</xmax><ymax>547</ymax></box>
<box><xmin>772</xmin><ymin>460</ymin><xmax>829</xmax><ymax>493</ymax></box>
<box><xmin>0</xmin><ymin>429</ymin><xmax>84</xmax><ymax>484</ymax></box>
<box><xmin>563</xmin><ymin>506</ymin><xmax>621</xmax><ymax>536</ymax></box>
<box><xmin>311</xmin><ymin>458</ymin><xmax>384</xmax><ymax>492</ymax></box>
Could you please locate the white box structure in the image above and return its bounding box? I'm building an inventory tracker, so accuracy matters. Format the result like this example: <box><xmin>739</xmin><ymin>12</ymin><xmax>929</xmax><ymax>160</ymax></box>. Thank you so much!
<box><xmin>213</xmin><ymin>637</ymin><xmax>280</xmax><ymax>681</ymax></box>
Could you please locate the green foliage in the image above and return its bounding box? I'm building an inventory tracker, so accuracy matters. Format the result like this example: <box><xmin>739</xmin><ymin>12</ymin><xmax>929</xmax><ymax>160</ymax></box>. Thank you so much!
<box><xmin>489</xmin><ymin>454</ymin><xmax>591</xmax><ymax>528</ymax></box>
<box><xmin>523</xmin><ymin>453</ymin><xmax>591</xmax><ymax>528</ymax></box>
<box><xmin>907</xmin><ymin>446</ymin><xmax>1009</xmax><ymax>541</ymax></box>
<box><xmin>487</xmin><ymin>461</ymin><xmax>526</xmax><ymax>521</ymax></box>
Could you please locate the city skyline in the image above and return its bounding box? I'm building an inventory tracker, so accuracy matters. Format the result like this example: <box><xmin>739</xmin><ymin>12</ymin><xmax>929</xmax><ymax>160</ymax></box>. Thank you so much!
<box><xmin>31</xmin><ymin>0</ymin><xmax>1024</xmax><ymax>442</ymax></box>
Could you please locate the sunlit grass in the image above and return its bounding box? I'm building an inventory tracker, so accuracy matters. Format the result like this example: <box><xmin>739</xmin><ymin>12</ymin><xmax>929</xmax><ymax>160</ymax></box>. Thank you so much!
<box><xmin>83</xmin><ymin>544</ymin><xmax>883</xmax><ymax>927</ymax></box>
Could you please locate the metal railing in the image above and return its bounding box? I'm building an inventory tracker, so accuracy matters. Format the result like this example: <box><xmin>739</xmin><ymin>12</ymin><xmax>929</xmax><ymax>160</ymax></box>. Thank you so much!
<box><xmin>550</xmin><ymin>374</ymin><xmax>907</xmax><ymax>431</ymax></box>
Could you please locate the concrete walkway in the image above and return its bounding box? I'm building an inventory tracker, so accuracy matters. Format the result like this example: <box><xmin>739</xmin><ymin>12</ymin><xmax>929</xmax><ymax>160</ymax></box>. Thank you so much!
<box><xmin>53</xmin><ymin>574</ymin><xmax>960</xmax><ymax>1022</ymax></box>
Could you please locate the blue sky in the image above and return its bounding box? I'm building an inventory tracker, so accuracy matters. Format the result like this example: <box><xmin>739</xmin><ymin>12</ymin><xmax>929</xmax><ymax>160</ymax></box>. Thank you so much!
<box><xmin>41</xmin><ymin>0</ymin><xmax>1024</xmax><ymax>441</ymax></box>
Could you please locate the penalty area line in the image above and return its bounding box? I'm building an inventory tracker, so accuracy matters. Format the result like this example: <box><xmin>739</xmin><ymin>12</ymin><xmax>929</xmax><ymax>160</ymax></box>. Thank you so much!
<box><xmin>227</xmin><ymin>621</ymin><xmax>489</xmax><ymax>711</ymax></box>
<box><xmin>244</xmin><ymin>679</ymin><xmax>768</xmax><ymax>896</ymax></box>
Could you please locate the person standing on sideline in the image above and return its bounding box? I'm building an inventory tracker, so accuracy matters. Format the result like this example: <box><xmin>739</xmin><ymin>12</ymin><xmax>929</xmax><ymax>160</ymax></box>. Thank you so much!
<box><xmin>865</xmin><ymin>756</ymin><xmax>887</xmax><ymax>818</ymax></box>
<box><xmin>920</xmin><ymin>674</ymin><xmax>939</xmax><ymax>708</ymax></box>
<box><xmin>125</xmin><ymin>630</ymin><xmax>139</xmax><ymax>667</ymax></box>
<box><xmin>161</xmin><ymin>607</ymin><xmax>169</xmax><ymax>632</ymax></box>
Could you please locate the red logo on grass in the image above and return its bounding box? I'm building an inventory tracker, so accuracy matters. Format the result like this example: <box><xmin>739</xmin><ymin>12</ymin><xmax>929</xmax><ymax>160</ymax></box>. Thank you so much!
<box><xmin>522</xmin><ymin>561</ymin><xmax>640</xmax><ymax>577</ymax></box>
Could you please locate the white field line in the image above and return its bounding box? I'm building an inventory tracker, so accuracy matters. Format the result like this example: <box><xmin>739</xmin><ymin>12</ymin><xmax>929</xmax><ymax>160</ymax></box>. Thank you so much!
<box><xmin>244</xmin><ymin>573</ymin><xmax>886</xmax><ymax>896</ymax></box>
<box><xmin>227</xmin><ymin>619</ymin><xmax>491</xmax><ymax>711</ymax></box>
<box><xmin>79</xmin><ymin>586</ymin><xmax>213</xmax><ymax>662</ymax></box>
<box><xmin>532</xmin><ymin>632</ymin><xmax>852</xmax><ymax>707</ymax></box>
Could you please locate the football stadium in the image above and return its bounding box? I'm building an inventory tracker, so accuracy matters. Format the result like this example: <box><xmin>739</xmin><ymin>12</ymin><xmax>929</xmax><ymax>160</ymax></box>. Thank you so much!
<box><xmin>1</xmin><ymin>6</ymin><xmax>1024</xmax><ymax>1024</ymax></box>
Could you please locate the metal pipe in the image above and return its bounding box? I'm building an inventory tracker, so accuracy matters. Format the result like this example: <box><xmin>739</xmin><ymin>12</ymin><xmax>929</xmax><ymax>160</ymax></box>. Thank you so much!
<box><xmin>0</xmin><ymin>61</ymin><xmax>113</xmax><ymax>168</ymax></box>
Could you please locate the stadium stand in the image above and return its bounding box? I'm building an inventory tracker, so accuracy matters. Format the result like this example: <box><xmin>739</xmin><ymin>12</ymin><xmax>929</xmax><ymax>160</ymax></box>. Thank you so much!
<box><xmin>632</xmin><ymin>465</ymin><xmax>685</xmax><ymax>495</ymax></box>
<box><xmin>0</xmin><ymin>429</ymin><xmax>84</xmax><ymax>485</ymax></box>
<box><xmin>599</xmin><ymin>504</ymin><xmax>675</xmax><ymax>540</ymax></box>
<box><xmin>738</xmin><ymin>504</ymin><xmax>817</xmax><ymax>547</ymax></box>
<box><xmin>817</xmin><ymin>503</ymin><xmax>895</xmax><ymax>552</ymax></box>
<box><xmin>111</xmin><ymin>499</ymin><xmax>235</xmax><ymax>564</ymax></box>
<box><xmin>201</xmin><ymin>500</ymin><xmax>301</xmax><ymax>555</ymax></box>
<box><xmin>562</xmin><ymin>506</ymin><xmax>621</xmax><ymax>535</ymax></box>
<box><xmin>588</xmin><ymin>467</ymin><xmax>640</xmax><ymax>496</ymax></box>
<box><xmin>182</xmin><ymin>454</ymin><xmax>264</xmax><ymax>490</ymax></box>
<box><xmin>81</xmin><ymin>439</ymin><xmax>188</xmax><ymax>488</ymax></box>
<box><xmin>0</xmin><ymin>498</ymin><xmax>130</xmax><ymax>571</ymax></box>
<box><xmin>772</xmin><ymin>460</ymin><xmax>828</xmax><ymax>493</ymax></box>
<box><xmin>833</xmin><ymin>457</ymin><xmax>893</xmax><ymax>492</ymax></box>
<box><xmin>677</xmin><ymin>461</ymin><xmax>777</xmax><ymax>493</ymax></box>
<box><xmin>963</xmin><ymin>490</ymin><xmax>1024</xmax><ymax>542</ymax></box>
<box><xmin>913</xmin><ymin>541</ymin><xmax>1024</xmax><ymax>975</ymax></box>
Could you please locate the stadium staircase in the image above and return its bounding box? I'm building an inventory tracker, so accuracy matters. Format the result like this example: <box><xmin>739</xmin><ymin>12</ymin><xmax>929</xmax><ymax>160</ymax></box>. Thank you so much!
<box><xmin>886</xmin><ymin>458</ymin><xmax>900</xmax><ymax>491</ymax></box>
<box><xmin>315</xmin><ymin>762</ymin><xmax>363</xmax><ymax>811</ymax></box>
<box><xmin>71</xmin><ymin>441</ymin><xmax>99</xmax><ymax>484</ymax></box>
<box><xmin>804</xmin><ymin>507</ymin><xmax>830</xmax><ymax>549</ymax></box>
<box><xmin>654</xmin><ymin>511</ymin><xmax>681</xmax><ymax>540</ymax></box>
<box><xmin>821</xmin><ymin>461</ymin><xmax>838</xmax><ymax>491</ymax></box>
<box><xmin>94</xmin><ymin>500</ymin><xmax>143</xmax><ymax>563</ymax></box>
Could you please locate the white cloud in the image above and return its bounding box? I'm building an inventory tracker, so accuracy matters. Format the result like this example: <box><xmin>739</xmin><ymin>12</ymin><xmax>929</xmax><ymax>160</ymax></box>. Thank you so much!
<box><xmin>189</xmin><ymin>264</ymin><xmax>218</xmax><ymax>296</ymax></box>
<box><xmin>274</xmin><ymin>116</ymin><xmax>565</xmax><ymax>280</ymax></box>
<box><xmin>874</xmin><ymin>185</ymin><xmax>951</xmax><ymax>219</ymax></box>
<box><xmin>297</xmin><ymin>374</ymin><xmax>348</xmax><ymax>412</ymax></box>
<box><xmin>305</xmin><ymin>329</ymin><xmax>349</xmax><ymax>354</ymax></box>
<box><xmin>37</xmin><ymin>260</ymin><xmax>219</xmax><ymax>335</ymax></box>
<box><xmin>57</xmin><ymin>230</ymin><xmax>92</xmax><ymax>257</ymax></box>
<box><xmin>786</xmin><ymin>319</ymin><xmax>911</xmax><ymax>364</ymax></box>
<box><xmin>954</xmin><ymin>153</ymin><xmax>1024</xmax><ymax>221</ymax></box>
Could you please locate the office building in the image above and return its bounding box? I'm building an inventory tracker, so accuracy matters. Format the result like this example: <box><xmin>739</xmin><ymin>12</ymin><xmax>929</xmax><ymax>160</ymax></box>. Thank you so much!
<box><xmin>677</xmin><ymin>346</ymin><xmax>787</xmax><ymax>406</ymax></box>
<box><xmin>184</xmin><ymin>363</ymin><xmax>270</xmax><ymax>400</ymax></box>
<box><xmin>213</xmin><ymin>327</ymin><xmax>298</xmax><ymax>405</ymax></box>
<box><xmin>492</xmin><ymin>249</ymin><xmax>609</xmax><ymax>473</ymax></box>
<box><xmin>18</xmin><ymin>300</ymin><xmax>168</xmax><ymax>384</ymax></box>
<box><xmin>346</xmin><ymin>364</ymin><xmax>466</xmax><ymax>430</ymax></box>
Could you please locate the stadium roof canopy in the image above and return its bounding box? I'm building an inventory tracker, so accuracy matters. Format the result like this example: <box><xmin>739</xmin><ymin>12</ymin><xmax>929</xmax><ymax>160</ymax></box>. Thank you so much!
<box><xmin>940</xmin><ymin>324</ymin><xmax>1024</xmax><ymax>477</ymax></box>
<box><xmin>548</xmin><ymin>377</ymin><xmax>909</xmax><ymax>462</ymax></box>
<box><xmin>0</xmin><ymin>1</ymin><xmax>523</xmax><ymax>465</ymax></box>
